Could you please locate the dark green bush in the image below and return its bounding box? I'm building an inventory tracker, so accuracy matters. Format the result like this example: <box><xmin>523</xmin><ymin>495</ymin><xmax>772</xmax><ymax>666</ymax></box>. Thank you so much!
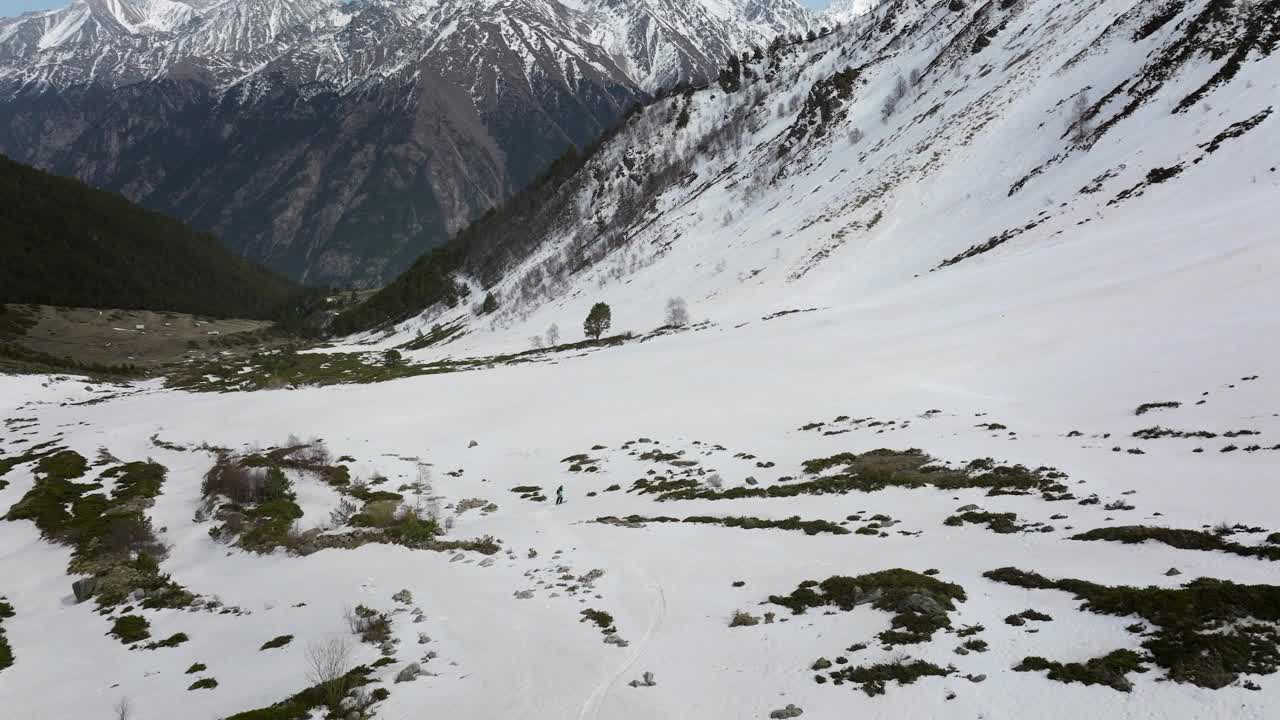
<box><xmin>580</xmin><ymin>609</ymin><xmax>615</xmax><ymax>631</ymax></box>
<box><xmin>1071</xmin><ymin>526</ymin><xmax>1280</xmax><ymax>561</ymax></box>
<box><xmin>260</xmin><ymin>635</ymin><xmax>294</xmax><ymax>650</ymax></box>
<box><xmin>0</xmin><ymin>597</ymin><xmax>12</xmax><ymax>671</ymax></box>
<box><xmin>1015</xmin><ymin>649</ymin><xmax>1146</xmax><ymax>691</ymax></box>
<box><xmin>985</xmin><ymin>567</ymin><xmax>1280</xmax><ymax>688</ymax></box>
<box><xmin>144</xmin><ymin>632</ymin><xmax>189</xmax><ymax>649</ymax></box>
<box><xmin>110</xmin><ymin>615</ymin><xmax>151</xmax><ymax>643</ymax></box>
<box><xmin>769</xmin><ymin>570</ymin><xmax>966</xmax><ymax>645</ymax></box>
<box><xmin>225</xmin><ymin>665</ymin><xmax>375</xmax><ymax>719</ymax></box>
<box><xmin>830</xmin><ymin>659</ymin><xmax>952</xmax><ymax>696</ymax></box>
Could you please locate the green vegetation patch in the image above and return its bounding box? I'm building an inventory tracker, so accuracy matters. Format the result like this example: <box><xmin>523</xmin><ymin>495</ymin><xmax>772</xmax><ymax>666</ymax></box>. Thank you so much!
<box><xmin>597</xmin><ymin>514</ymin><xmax>849</xmax><ymax>535</ymax></box>
<box><xmin>110</xmin><ymin>614</ymin><xmax>151</xmax><ymax>644</ymax></box>
<box><xmin>0</xmin><ymin>440</ymin><xmax>61</xmax><ymax>490</ymax></box>
<box><xmin>508</xmin><ymin>485</ymin><xmax>547</xmax><ymax>502</ymax></box>
<box><xmin>225</xmin><ymin>665</ymin><xmax>376</xmax><ymax>720</ymax></box>
<box><xmin>685</xmin><ymin>515</ymin><xmax>851</xmax><ymax>535</ymax></box>
<box><xmin>945</xmin><ymin>510</ymin><xmax>1042</xmax><ymax>534</ymax></box>
<box><xmin>349</xmin><ymin>606</ymin><xmax>392</xmax><ymax>645</ymax></box>
<box><xmin>769</xmin><ymin>570</ymin><xmax>966</xmax><ymax>646</ymax></box>
<box><xmin>186</xmin><ymin>662</ymin><xmax>207</xmax><ymax>674</ymax></box>
<box><xmin>169</xmin><ymin>332</ymin><xmax>637</xmax><ymax>392</ymax></box>
<box><xmin>4</xmin><ymin>450</ymin><xmax>93</xmax><ymax>537</ymax></box>
<box><xmin>1071</xmin><ymin>526</ymin><xmax>1280</xmax><ymax>561</ymax></box>
<box><xmin>260</xmin><ymin>635</ymin><xmax>294</xmax><ymax>650</ymax></box>
<box><xmin>188</xmin><ymin>677</ymin><xmax>219</xmax><ymax>691</ymax></box>
<box><xmin>144</xmin><ymin>632</ymin><xmax>190</xmax><ymax>650</ymax></box>
<box><xmin>1134</xmin><ymin>401</ymin><xmax>1180</xmax><ymax>416</ymax></box>
<box><xmin>655</xmin><ymin>449</ymin><xmax>1067</xmax><ymax>501</ymax></box>
<box><xmin>1014</xmin><ymin>650</ymin><xmax>1147</xmax><ymax>692</ymax></box>
<box><xmin>1132</xmin><ymin>426</ymin><xmax>1217</xmax><ymax>439</ymax></box>
<box><xmin>205</xmin><ymin>444</ymin><xmax>488</xmax><ymax>557</ymax></box>
<box><xmin>0</xmin><ymin>596</ymin><xmax>13</xmax><ymax>672</ymax></box>
<box><xmin>580</xmin><ymin>609</ymin><xmax>616</xmax><ymax>632</ymax></box>
<box><xmin>6</xmin><ymin>454</ymin><xmax>190</xmax><ymax>608</ymax></box>
<box><xmin>203</xmin><ymin>459</ymin><xmax>305</xmax><ymax>553</ymax></box>
<box><xmin>985</xmin><ymin>567</ymin><xmax>1280</xmax><ymax>688</ymax></box>
<box><xmin>827</xmin><ymin>659</ymin><xmax>953</xmax><ymax>696</ymax></box>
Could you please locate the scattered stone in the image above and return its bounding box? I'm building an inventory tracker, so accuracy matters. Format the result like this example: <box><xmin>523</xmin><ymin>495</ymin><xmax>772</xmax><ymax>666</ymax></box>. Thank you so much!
<box><xmin>966</xmin><ymin>674</ymin><xmax>987</xmax><ymax>683</ymax></box>
<box><xmin>603</xmin><ymin>634</ymin><xmax>630</xmax><ymax>648</ymax></box>
<box><xmin>72</xmin><ymin>577</ymin><xmax>98</xmax><ymax>603</ymax></box>
<box><xmin>392</xmin><ymin>589</ymin><xmax>413</xmax><ymax>604</ymax></box>
<box><xmin>469</xmin><ymin>440</ymin><xmax>478</xmax><ymax>448</ymax></box>
<box><xmin>628</xmin><ymin>671</ymin><xmax>657</xmax><ymax>688</ymax></box>
<box><xmin>769</xmin><ymin>704</ymin><xmax>803</xmax><ymax>719</ymax></box>
<box><xmin>514</xmin><ymin>590</ymin><xmax>534</xmax><ymax>600</ymax></box>
<box><xmin>899</xmin><ymin>592</ymin><xmax>946</xmax><ymax>617</ymax></box>
<box><xmin>449</xmin><ymin>553</ymin><xmax>465</xmax><ymax>563</ymax></box>
<box><xmin>395</xmin><ymin>663</ymin><xmax>422</xmax><ymax>683</ymax></box>
<box><xmin>418</xmin><ymin>633</ymin><xmax>431</xmax><ymax>645</ymax></box>
<box><xmin>1165</xmin><ymin>567</ymin><xmax>1182</xmax><ymax>577</ymax></box>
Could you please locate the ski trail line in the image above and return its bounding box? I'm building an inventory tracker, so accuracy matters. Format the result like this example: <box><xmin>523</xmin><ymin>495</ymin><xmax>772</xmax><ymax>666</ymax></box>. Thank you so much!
<box><xmin>577</xmin><ymin>575</ymin><xmax>667</xmax><ymax>720</ymax></box>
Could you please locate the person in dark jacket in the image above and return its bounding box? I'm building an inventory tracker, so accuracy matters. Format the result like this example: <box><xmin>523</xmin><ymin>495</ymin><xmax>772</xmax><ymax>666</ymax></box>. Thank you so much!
<box><xmin>556</xmin><ymin>485</ymin><xmax>565</xmax><ymax>505</ymax></box>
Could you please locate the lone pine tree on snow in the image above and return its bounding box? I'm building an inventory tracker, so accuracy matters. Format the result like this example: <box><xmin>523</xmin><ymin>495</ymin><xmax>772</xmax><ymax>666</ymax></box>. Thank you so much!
<box><xmin>584</xmin><ymin>302</ymin><xmax>611</xmax><ymax>340</ymax></box>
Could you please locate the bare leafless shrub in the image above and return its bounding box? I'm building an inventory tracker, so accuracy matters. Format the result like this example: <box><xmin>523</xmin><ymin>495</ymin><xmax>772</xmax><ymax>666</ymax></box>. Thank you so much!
<box><xmin>306</xmin><ymin>636</ymin><xmax>353</xmax><ymax>710</ymax></box>
<box><xmin>665</xmin><ymin>297</ymin><xmax>689</xmax><ymax>327</ymax></box>
<box><xmin>202</xmin><ymin>462</ymin><xmax>264</xmax><ymax>504</ymax></box>
<box><xmin>1070</xmin><ymin>91</ymin><xmax>1091</xmax><ymax>143</ymax></box>
<box><xmin>303</xmin><ymin>438</ymin><xmax>331</xmax><ymax>466</ymax></box>
<box><xmin>882</xmin><ymin>75</ymin><xmax>909</xmax><ymax>121</ymax></box>
<box><xmin>113</xmin><ymin>697</ymin><xmax>132</xmax><ymax>720</ymax></box>
<box><xmin>330</xmin><ymin>498</ymin><xmax>359</xmax><ymax>527</ymax></box>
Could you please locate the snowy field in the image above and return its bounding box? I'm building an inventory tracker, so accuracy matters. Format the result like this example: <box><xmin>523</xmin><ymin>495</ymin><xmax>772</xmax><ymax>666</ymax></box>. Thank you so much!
<box><xmin>2</xmin><ymin>184</ymin><xmax>1278</xmax><ymax>717</ymax></box>
<box><xmin>3</xmin><ymin>0</ymin><xmax>1280</xmax><ymax>717</ymax></box>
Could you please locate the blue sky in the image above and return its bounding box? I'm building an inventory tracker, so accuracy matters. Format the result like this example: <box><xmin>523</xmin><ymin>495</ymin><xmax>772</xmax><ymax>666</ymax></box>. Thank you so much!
<box><xmin>1</xmin><ymin>0</ymin><xmax>835</xmax><ymax>18</ymax></box>
<box><xmin>2</xmin><ymin>0</ymin><xmax>61</xmax><ymax>15</ymax></box>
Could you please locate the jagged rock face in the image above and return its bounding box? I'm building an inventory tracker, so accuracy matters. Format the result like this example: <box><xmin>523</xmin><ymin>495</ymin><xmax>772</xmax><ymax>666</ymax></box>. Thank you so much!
<box><xmin>0</xmin><ymin>0</ymin><xmax>810</xmax><ymax>287</ymax></box>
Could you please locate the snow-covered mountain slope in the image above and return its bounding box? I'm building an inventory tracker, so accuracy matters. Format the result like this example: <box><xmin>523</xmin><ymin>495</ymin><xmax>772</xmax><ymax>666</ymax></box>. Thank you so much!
<box><xmin>820</xmin><ymin>0</ymin><xmax>879</xmax><ymax>25</ymax></box>
<box><xmin>0</xmin><ymin>0</ymin><xmax>811</xmax><ymax>287</ymax></box>
<box><xmin>347</xmin><ymin>0</ymin><xmax>1279</xmax><ymax>359</ymax></box>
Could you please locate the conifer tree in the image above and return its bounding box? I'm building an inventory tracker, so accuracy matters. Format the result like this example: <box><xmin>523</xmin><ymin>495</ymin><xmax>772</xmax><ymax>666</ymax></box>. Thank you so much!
<box><xmin>584</xmin><ymin>302</ymin><xmax>612</xmax><ymax>340</ymax></box>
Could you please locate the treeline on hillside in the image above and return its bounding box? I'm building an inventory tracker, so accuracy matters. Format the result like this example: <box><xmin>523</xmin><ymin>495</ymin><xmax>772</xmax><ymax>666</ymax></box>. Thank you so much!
<box><xmin>330</xmin><ymin>101</ymin><xmax>651</xmax><ymax>335</ymax></box>
<box><xmin>333</xmin><ymin>27</ymin><xmax>845</xmax><ymax>336</ymax></box>
<box><xmin>0</xmin><ymin>154</ymin><xmax>313</xmax><ymax>321</ymax></box>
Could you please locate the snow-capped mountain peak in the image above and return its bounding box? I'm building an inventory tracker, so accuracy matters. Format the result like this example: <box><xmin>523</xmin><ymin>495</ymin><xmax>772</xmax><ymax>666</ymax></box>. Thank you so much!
<box><xmin>0</xmin><ymin>0</ymin><xmax>813</xmax><ymax>286</ymax></box>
